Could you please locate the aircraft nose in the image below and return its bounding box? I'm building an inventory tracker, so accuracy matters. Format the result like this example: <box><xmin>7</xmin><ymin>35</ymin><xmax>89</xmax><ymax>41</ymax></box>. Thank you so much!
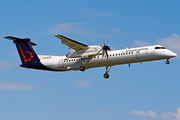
<box><xmin>166</xmin><ymin>50</ymin><xmax>177</xmax><ymax>58</ymax></box>
<box><xmin>172</xmin><ymin>52</ymin><xmax>177</xmax><ymax>57</ymax></box>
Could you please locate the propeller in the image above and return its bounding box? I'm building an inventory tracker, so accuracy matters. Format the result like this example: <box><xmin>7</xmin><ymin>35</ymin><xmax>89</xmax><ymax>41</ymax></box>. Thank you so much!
<box><xmin>102</xmin><ymin>39</ymin><xmax>111</xmax><ymax>59</ymax></box>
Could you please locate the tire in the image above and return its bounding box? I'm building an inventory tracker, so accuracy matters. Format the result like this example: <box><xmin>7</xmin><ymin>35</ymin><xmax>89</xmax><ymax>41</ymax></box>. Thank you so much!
<box><xmin>103</xmin><ymin>73</ymin><xmax>109</xmax><ymax>79</ymax></box>
<box><xmin>79</xmin><ymin>66</ymin><xmax>85</xmax><ymax>71</ymax></box>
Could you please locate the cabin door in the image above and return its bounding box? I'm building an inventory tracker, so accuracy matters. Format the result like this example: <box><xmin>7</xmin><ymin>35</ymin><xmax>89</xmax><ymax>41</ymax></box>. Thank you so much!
<box><xmin>59</xmin><ymin>59</ymin><xmax>64</xmax><ymax>68</ymax></box>
<box><xmin>136</xmin><ymin>50</ymin><xmax>141</xmax><ymax>59</ymax></box>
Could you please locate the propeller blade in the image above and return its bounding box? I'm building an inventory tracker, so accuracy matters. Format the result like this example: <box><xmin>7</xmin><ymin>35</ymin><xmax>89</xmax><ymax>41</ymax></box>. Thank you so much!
<box><xmin>105</xmin><ymin>50</ymin><xmax>109</xmax><ymax>59</ymax></box>
<box><xmin>103</xmin><ymin>38</ymin><xmax>105</xmax><ymax>46</ymax></box>
<box><xmin>106</xmin><ymin>39</ymin><xmax>109</xmax><ymax>45</ymax></box>
<box><xmin>102</xmin><ymin>50</ymin><xmax>105</xmax><ymax>57</ymax></box>
<box><xmin>102</xmin><ymin>39</ymin><xmax>111</xmax><ymax>59</ymax></box>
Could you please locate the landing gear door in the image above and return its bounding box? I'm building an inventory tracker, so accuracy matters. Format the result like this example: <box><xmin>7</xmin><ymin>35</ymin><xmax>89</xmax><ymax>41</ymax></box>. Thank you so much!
<box><xmin>59</xmin><ymin>59</ymin><xmax>64</xmax><ymax>68</ymax></box>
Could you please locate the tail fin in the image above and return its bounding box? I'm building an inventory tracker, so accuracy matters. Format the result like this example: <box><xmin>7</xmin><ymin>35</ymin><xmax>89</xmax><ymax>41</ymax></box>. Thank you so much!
<box><xmin>4</xmin><ymin>36</ymin><xmax>41</xmax><ymax>66</ymax></box>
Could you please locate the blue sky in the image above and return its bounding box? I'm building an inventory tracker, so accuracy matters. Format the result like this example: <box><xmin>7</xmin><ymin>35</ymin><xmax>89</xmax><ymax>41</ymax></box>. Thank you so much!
<box><xmin>0</xmin><ymin>0</ymin><xmax>180</xmax><ymax>120</ymax></box>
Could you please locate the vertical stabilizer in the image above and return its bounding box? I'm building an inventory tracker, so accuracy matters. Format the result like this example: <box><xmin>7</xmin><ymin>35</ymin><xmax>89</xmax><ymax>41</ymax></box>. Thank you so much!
<box><xmin>4</xmin><ymin>36</ymin><xmax>42</xmax><ymax>68</ymax></box>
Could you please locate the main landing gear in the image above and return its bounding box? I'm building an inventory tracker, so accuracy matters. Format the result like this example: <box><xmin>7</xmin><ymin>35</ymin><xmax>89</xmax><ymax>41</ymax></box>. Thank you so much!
<box><xmin>166</xmin><ymin>58</ymin><xmax>170</xmax><ymax>65</ymax></box>
<box><xmin>79</xmin><ymin>58</ymin><xmax>88</xmax><ymax>72</ymax></box>
<box><xmin>79</xmin><ymin>66</ymin><xmax>85</xmax><ymax>71</ymax></box>
<box><xmin>103</xmin><ymin>66</ymin><xmax>112</xmax><ymax>79</ymax></box>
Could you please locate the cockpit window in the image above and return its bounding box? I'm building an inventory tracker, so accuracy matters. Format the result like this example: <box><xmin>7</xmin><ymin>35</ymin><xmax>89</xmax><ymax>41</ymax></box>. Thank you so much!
<box><xmin>155</xmin><ymin>47</ymin><xmax>166</xmax><ymax>49</ymax></box>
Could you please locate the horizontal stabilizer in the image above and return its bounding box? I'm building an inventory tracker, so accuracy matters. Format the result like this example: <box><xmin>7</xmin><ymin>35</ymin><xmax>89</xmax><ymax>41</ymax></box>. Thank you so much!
<box><xmin>4</xmin><ymin>36</ymin><xmax>37</xmax><ymax>46</ymax></box>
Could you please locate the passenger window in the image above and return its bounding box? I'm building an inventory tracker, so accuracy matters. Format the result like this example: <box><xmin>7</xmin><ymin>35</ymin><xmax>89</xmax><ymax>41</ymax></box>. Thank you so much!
<box><xmin>124</xmin><ymin>53</ymin><xmax>125</xmax><ymax>55</ymax></box>
<box><xmin>118</xmin><ymin>53</ymin><xmax>120</xmax><ymax>56</ymax></box>
<box><xmin>116</xmin><ymin>54</ymin><xmax>117</xmax><ymax>56</ymax></box>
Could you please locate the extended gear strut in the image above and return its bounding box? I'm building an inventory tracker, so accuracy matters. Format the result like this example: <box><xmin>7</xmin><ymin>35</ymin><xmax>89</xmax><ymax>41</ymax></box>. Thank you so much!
<box><xmin>166</xmin><ymin>58</ymin><xmax>170</xmax><ymax>65</ymax></box>
<box><xmin>79</xmin><ymin>58</ymin><xmax>88</xmax><ymax>71</ymax></box>
<box><xmin>104</xmin><ymin>66</ymin><xmax>112</xmax><ymax>79</ymax></box>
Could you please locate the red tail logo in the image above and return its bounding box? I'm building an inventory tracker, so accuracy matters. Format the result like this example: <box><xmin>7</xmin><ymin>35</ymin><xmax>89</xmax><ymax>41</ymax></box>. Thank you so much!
<box><xmin>18</xmin><ymin>45</ymin><xmax>34</xmax><ymax>62</ymax></box>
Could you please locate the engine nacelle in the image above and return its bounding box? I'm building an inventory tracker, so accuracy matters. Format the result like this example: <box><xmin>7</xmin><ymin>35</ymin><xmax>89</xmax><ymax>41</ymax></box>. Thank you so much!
<box><xmin>66</xmin><ymin>45</ymin><xmax>102</xmax><ymax>58</ymax></box>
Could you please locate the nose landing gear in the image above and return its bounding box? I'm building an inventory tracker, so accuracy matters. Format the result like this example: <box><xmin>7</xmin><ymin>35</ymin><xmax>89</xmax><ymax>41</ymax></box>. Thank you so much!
<box><xmin>165</xmin><ymin>58</ymin><xmax>170</xmax><ymax>65</ymax></box>
<box><xmin>103</xmin><ymin>66</ymin><xmax>112</xmax><ymax>79</ymax></box>
<box><xmin>104</xmin><ymin>73</ymin><xmax>109</xmax><ymax>78</ymax></box>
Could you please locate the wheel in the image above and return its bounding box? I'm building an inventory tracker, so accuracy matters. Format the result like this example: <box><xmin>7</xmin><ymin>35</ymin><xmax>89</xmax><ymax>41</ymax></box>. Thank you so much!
<box><xmin>79</xmin><ymin>66</ymin><xmax>85</xmax><ymax>71</ymax></box>
<box><xmin>103</xmin><ymin>73</ymin><xmax>110</xmax><ymax>79</ymax></box>
<box><xmin>166</xmin><ymin>60</ymin><xmax>170</xmax><ymax>65</ymax></box>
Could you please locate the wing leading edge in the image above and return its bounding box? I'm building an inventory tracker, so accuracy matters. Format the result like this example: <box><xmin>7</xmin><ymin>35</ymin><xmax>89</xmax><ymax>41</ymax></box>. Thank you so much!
<box><xmin>54</xmin><ymin>34</ymin><xmax>89</xmax><ymax>51</ymax></box>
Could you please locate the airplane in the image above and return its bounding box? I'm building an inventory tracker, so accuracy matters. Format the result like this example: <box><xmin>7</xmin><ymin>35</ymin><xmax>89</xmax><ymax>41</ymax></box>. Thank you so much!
<box><xmin>4</xmin><ymin>34</ymin><xmax>177</xmax><ymax>79</ymax></box>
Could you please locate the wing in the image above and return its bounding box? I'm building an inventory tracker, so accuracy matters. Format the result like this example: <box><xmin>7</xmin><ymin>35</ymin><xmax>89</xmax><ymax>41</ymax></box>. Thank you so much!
<box><xmin>54</xmin><ymin>34</ymin><xmax>89</xmax><ymax>51</ymax></box>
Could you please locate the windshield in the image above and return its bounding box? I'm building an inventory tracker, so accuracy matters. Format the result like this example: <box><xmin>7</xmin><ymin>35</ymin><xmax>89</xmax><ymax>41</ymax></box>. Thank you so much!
<box><xmin>155</xmin><ymin>47</ymin><xmax>166</xmax><ymax>49</ymax></box>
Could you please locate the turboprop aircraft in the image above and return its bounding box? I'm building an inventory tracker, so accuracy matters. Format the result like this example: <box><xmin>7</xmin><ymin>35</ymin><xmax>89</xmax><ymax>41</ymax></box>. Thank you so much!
<box><xmin>4</xmin><ymin>34</ymin><xmax>177</xmax><ymax>78</ymax></box>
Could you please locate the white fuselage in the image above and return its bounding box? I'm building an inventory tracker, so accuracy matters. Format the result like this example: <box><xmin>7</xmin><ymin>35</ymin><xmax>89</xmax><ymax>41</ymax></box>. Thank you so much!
<box><xmin>38</xmin><ymin>45</ymin><xmax>177</xmax><ymax>71</ymax></box>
